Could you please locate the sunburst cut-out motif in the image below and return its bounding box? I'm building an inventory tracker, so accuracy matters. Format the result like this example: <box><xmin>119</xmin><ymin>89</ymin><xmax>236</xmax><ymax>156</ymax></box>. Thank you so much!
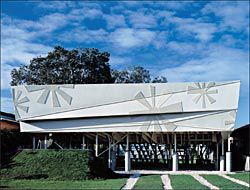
<box><xmin>187</xmin><ymin>82</ymin><xmax>218</xmax><ymax>108</ymax></box>
<box><xmin>25</xmin><ymin>85</ymin><xmax>74</xmax><ymax>107</ymax></box>
<box><xmin>225</xmin><ymin>110</ymin><xmax>237</xmax><ymax>129</ymax></box>
<box><xmin>130</xmin><ymin>86</ymin><xmax>183</xmax><ymax>132</ymax></box>
<box><xmin>12</xmin><ymin>89</ymin><xmax>29</xmax><ymax>119</ymax></box>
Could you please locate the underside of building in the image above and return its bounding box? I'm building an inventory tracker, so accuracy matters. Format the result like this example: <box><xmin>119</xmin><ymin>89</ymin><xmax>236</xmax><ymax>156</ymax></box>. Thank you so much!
<box><xmin>12</xmin><ymin>81</ymin><xmax>240</xmax><ymax>172</ymax></box>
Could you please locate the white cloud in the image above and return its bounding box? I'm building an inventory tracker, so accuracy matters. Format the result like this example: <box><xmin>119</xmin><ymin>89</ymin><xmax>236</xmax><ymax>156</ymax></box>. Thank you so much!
<box><xmin>1</xmin><ymin>38</ymin><xmax>52</xmax><ymax>90</ymax></box>
<box><xmin>1</xmin><ymin>15</ymin><xmax>52</xmax><ymax>90</ymax></box>
<box><xmin>152</xmin><ymin>31</ymin><xmax>168</xmax><ymax>49</ymax></box>
<box><xmin>153</xmin><ymin>1</ymin><xmax>191</xmax><ymax>10</ymax></box>
<box><xmin>110</xmin><ymin>28</ymin><xmax>156</xmax><ymax>49</ymax></box>
<box><xmin>37</xmin><ymin>1</ymin><xmax>102</xmax><ymax>12</ymax></box>
<box><xmin>0</xmin><ymin>96</ymin><xmax>14</xmax><ymax>113</ymax></box>
<box><xmin>60</xmin><ymin>28</ymin><xmax>108</xmax><ymax>43</ymax></box>
<box><xmin>170</xmin><ymin>17</ymin><xmax>217</xmax><ymax>42</ymax></box>
<box><xmin>202</xmin><ymin>1</ymin><xmax>249</xmax><ymax>32</ymax></box>
<box><xmin>128</xmin><ymin>10</ymin><xmax>158</xmax><ymax>28</ymax></box>
<box><xmin>166</xmin><ymin>41</ymin><xmax>204</xmax><ymax>55</ymax></box>
<box><xmin>69</xmin><ymin>7</ymin><xmax>103</xmax><ymax>20</ymax></box>
<box><xmin>109</xmin><ymin>56</ymin><xmax>132</xmax><ymax>66</ymax></box>
<box><xmin>103</xmin><ymin>14</ymin><xmax>127</xmax><ymax>29</ymax></box>
<box><xmin>1</xmin><ymin>64</ymin><xmax>14</xmax><ymax>90</ymax></box>
<box><xmin>160</xmin><ymin>45</ymin><xmax>249</xmax><ymax>96</ymax></box>
<box><xmin>37</xmin><ymin>1</ymin><xmax>77</xmax><ymax>11</ymax></box>
<box><xmin>1</xmin><ymin>38</ymin><xmax>51</xmax><ymax>64</ymax></box>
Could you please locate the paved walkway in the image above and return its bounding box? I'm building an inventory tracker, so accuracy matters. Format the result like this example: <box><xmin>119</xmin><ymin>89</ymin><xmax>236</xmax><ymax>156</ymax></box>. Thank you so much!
<box><xmin>122</xmin><ymin>173</ymin><xmax>140</xmax><ymax>190</ymax></box>
<box><xmin>161</xmin><ymin>174</ymin><xmax>172</xmax><ymax>190</ymax></box>
<box><xmin>191</xmin><ymin>174</ymin><xmax>219</xmax><ymax>189</ymax></box>
<box><xmin>219</xmin><ymin>174</ymin><xmax>250</xmax><ymax>188</ymax></box>
<box><xmin>116</xmin><ymin>170</ymin><xmax>235</xmax><ymax>175</ymax></box>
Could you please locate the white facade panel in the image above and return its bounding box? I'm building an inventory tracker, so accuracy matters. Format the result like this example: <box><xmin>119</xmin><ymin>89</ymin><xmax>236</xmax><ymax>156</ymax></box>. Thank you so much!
<box><xmin>12</xmin><ymin>81</ymin><xmax>240</xmax><ymax>133</ymax></box>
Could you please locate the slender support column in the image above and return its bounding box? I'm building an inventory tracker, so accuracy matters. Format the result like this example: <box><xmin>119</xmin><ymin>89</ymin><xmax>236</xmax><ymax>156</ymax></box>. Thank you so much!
<box><xmin>44</xmin><ymin>135</ymin><xmax>47</xmax><ymax>149</ymax></box>
<box><xmin>220</xmin><ymin>139</ymin><xmax>225</xmax><ymax>171</ymax></box>
<box><xmin>216</xmin><ymin>142</ymin><xmax>219</xmax><ymax>170</ymax></box>
<box><xmin>174</xmin><ymin>133</ymin><xmax>177</xmax><ymax>152</ymax></box>
<box><xmin>172</xmin><ymin>133</ymin><xmax>178</xmax><ymax>171</ymax></box>
<box><xmin>125</xmin><ymin>134</ymin><xmax>131</xmax><ymax>172</ymax></box>
<box><xmin>32</xmin><ymin>137</ymin><xmax>36</xmax><ymax>150</ymax></box>
<box><xmin>108</xmin><ymin>137</ymin><xmax>111</xmax><ymax>168</ymax></box>
<box><xmin>226</xmin><ymin>135</ymin><xmax>232</xmax><ymax>172</ymax></box>
<box><xmin>111</xmin><ymin>143</ymin><xmax>117</xmax><ymax>171</ymax></box>
<box><xmin>69</xmin><ymin>136</ymin><xmax>72</xmax><ymax>149</ymax></box>
<box><xmin>222</xmin><ymin>140</ymin><xmax>225</xmax><ymax>158</ymax></box>
<box><xmin>95</xmin><ymin>134</ymin><xmax>98</xmax><ymax>157</ymax></box>
<box><xmin>170</xmin><ymin>142</ymin><xmax>173</xmax><ymax>158</ymax></box>
<box><xmin>226</xmin><ymin>152</ymin><xmax>232</xmax><ymax>172</ymax></box>
<box><xmin>82</xmin><ymin>135</ymin><xmax>85</xmax><ymax>150</ymax></box>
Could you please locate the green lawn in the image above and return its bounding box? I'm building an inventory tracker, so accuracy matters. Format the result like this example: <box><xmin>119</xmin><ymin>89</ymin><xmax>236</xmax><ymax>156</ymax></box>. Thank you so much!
<box><xmin>201</xmin><ymin>174</ymin><xmax>248</xmax><ymax>189</ymax></box>
<box><xmin>133</xmin><ymin>175</ymin><xmax>163</xmax><ymax>190</ymax></box>
<box><xmin>228</xmin><ymin>172</ymin><xmax>250</xmax><ymax>184</ymax></box>
<box><xmin>0</xmin><ymin>178</ymin><xmax>127</xmax><ymax>189</ymax></box>
<box><xmin>169</xmin><ymin>174</ymin><xmax>208</xmax><ymax>189</ymax></box>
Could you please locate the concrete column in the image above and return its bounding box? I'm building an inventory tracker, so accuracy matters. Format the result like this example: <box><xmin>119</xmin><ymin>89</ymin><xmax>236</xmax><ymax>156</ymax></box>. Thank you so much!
<box><xmin>108</xmin><ymin>137</ymin><xmax>111</xmax><ymax>168</ymax></box>
<box><xmin>111</xmin><ymin>144</ymin><xmax>117</xmax><ymax>171</ymax></box>
<box><xmin>69</xmin><ymin>136</ymin><xmax>72</xmax><ymax>149</ymax></box>
<box><xmin>44</xmin><ymin>135</ymin><xmax>47</xmax><ymax>149</ymax></box>
<box><xmin>228</xmin><ymin>135</ymin><xmax>231</xmax><ymax>152</ymax></box>
<box><xmin>245</xmin><ymin>156</ymin><xmax>250</xmax><ymax>171</ymax></box>
<box><xmin>95</xmin><ymin>134</ymin><xmax>98</xmax><ymax>157</ymax></box>
<box><xmin>172</xmin><ymin>153</ymin><xmax>178</xmax><ymax>171</ymax></box>
<box><xmin>216</xmin><ymin>142</ymin><xmax>219</xmax><ymax>170</ymax></box>
<box><xmin>226</xmin><ymin>135</ymin><xmax>232</xmax><ymax>172</ymax></box>
<box><xmin>32</xmin><ymin>137</ymin><xmax>36</xmax><ymax>150</ymax></box>
<box><xmin>125</xmin><ymin>134</ymin><xmax>131</xmax><ymax>172</ymax></box>
<box><xmin>226</xmin><ymin>152</ymin><xmax>232</xmax><ymax>172</ymax></box>
<box><xmin>82</xmin><ymin>135</ymin><xmax>85</xmax><ymax>150</ymax></box>
<box><xmin>172</xmin><ymin>133</ymin><xmax>178</xmax><ymax>171</ymax></box>
<box><xmin>174</xmin><ymin>133</ymin><xmax>177</xmax><ymax>152</ymax></box>
<box><xmin>220</xmin><ymin>139</ymin><xmax>225</xmax><ymax>171</ymax></box>
<box><xmin>169</xmin><ymin>143</ymin><xmax>173</xmax><ymax>159</ymax></box>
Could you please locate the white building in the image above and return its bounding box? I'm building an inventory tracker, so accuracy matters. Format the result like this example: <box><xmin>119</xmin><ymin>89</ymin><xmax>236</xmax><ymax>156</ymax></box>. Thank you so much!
<box><xmin>12</xmin><ymin>81</ymin><xmax>240</xmax><ymax>172</ymax></box>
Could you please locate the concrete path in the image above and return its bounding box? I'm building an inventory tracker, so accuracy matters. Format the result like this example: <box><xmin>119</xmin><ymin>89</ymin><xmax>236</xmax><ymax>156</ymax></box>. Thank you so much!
<box><xmin>122</xmin><ymin>173</ymin><xmax>141</xmax><ymax>190</ymax></box>
<box><xmin>191</xmin><ymin>174</ymin><xmax>219</xmax><ymax>189</ymax></box>
<box><xmin>161</xmin><ymin>174</ymin><xmax>173</xmax><ymax>190</ymax></box>
<box><xmin>116</xmin><ymin>170</ymin><xmax>235</xmax><ymax>175</ymax></box>
<box><xmin>219</xmin><ymin>174</ymin><xmax>250</xmax><ymax>188</ymax></box>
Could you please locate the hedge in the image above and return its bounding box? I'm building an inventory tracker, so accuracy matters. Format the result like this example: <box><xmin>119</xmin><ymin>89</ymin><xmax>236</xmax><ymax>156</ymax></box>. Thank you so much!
<box><xmin>0</xmin><ymin>149</ymin><xmax>115</xmax><ymax>180</ymax></box>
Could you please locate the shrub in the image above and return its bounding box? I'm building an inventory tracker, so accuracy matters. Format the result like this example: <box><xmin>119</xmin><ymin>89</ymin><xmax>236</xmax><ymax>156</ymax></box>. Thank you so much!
<box><xmin>0</xmin><ymin>130</ymin><xmax>32</xmax><ymax>167</ymax></box>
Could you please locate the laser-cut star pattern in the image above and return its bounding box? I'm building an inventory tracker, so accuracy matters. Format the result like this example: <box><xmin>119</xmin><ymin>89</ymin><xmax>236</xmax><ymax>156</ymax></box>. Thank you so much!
<box><xmin>131</xmin><ymin>86</ymin><xmax>183</xmax><ymax>132</ymax></box>
<box><xmin>187</xmin><ymin>82</ymin><xmax>218</xmax><ymax>108</ymax></box>
<box><xmin>25</xmin><ymin>84</ymin><xmax>74</xmax><ymax>107</ymax></box>
<box><xmin>12</xmin><ymin>89</ymin><xmax>29</xmax><ymax>119</ymax></box>
<box><xmin>225</xmin><ymin>110</ymin><xmax>237</xmax><ymax>129</ymax></box>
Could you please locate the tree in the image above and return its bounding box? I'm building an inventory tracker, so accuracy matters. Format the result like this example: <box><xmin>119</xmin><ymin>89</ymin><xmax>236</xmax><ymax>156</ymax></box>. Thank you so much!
<box><xmin>152</xmin><ymin>76</ymin><xmax>168</xmax><ymax>83</ymax></box>
<box><xmin>10</xmin><ymin>46</ymin><xmax>114</xmax><ymax>85</ymax></box>
<box><xmin>10</xmin><ymin>46</ymin><xmax>167</xmax><ymax>85</ymax></box>
<box><xmin>112</xmin><ymin>66</ymin><xmax>167</xmax><ymax>83</ymax></box>
<box><xmin>112</xmin><ymin>66</ymin><xmax>150</xmax><ymax>83</ymax></box>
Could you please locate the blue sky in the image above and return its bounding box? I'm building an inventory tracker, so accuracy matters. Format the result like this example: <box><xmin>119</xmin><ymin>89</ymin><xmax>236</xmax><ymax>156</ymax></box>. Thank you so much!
<box><xmin>1</xmin><ymin>1</ymin><xmax>249</xmax><ymax>127</ymax></box>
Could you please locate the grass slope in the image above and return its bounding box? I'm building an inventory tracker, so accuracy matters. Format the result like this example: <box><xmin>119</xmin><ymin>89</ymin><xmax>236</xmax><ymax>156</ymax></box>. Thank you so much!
<box><xmin>201</xmin><ymin>174</ymin><xmax>248</xmax><ymax>189</ymax></box>
<box><xmin>133</xmin><ymin>175</ymin><xmax>163</xmax><ymax>190</ymax></box>
<box><xmin>228</xmin><ymin>172</ymin><xmax>250</xmax><ymax>184</ymax></box>
<box><xmin>0</xmin><ymin>178</ymin><xmax>127</xmax><ymax>190</ymax></box>
<box><xmin>0</xmin><ymin>149</ymin><xmax>114</xmax><ymax>180</ymax></box>
<box><xmin>169</xmin><ymin>174</ymin><xmax>208</xmax><ymax>189</ymax></box>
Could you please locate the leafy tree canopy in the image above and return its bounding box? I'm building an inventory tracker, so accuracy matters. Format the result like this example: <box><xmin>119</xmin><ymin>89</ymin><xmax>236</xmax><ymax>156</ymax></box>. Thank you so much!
<box><xmin>112</xmin><ymin>66</ymin><xmax>167</xmax><ymax>83</ymax></box>
<box><xmin>10</xmin><ymin>46</ymin><xmax>167</xmax><ymax>85</ymax></box>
